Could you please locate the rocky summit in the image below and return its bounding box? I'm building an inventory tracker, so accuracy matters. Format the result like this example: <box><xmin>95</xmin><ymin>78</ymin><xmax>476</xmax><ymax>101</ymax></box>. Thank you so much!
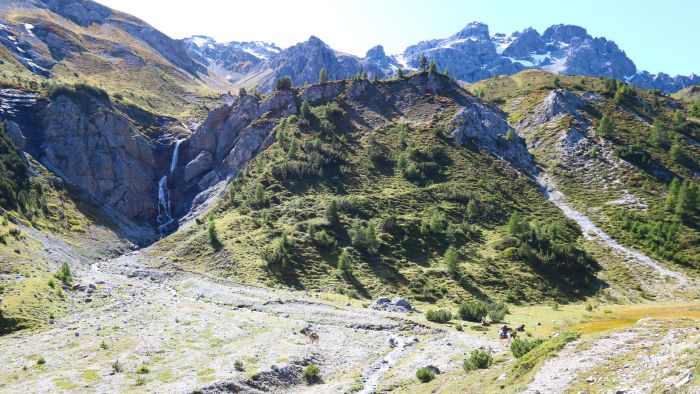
<box><xmin>0</xmin><ymin>1</ymin><xmax>699</xmax><ymax>393</ymax></box>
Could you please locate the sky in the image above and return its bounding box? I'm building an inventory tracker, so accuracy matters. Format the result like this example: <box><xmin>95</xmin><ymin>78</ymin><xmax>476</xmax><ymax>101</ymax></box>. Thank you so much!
<box><xmin>95</xmin><ymin>0</ymin><xmax>699</xmax><ymax>76</ymax></box>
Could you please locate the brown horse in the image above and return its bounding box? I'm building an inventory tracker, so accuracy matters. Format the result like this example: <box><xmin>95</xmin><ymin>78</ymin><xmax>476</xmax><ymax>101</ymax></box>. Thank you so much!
<box><xmin>308</xmin><ymin>331</ymin><xmax>319</xmax><ymax>345</ymax></box>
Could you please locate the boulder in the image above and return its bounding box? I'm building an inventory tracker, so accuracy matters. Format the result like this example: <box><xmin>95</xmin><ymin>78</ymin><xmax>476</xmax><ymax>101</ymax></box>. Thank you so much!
<box><xmin>370</xmin><ymin>297</ymin><xmax>411</xmax><ymax>312</ymax></box>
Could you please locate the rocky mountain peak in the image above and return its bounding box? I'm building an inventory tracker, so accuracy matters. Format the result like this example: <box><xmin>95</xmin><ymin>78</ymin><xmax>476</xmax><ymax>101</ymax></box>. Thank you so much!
<box><xmin>453</xmin><ymin>21</ymin><xmax>490</xmax><ymax>40</ymax></box>
<box><xmin>502</xmin><ymin>27</ymin><xmax>545</xmax><ymax>58</ymax></box>
<box><xmin>365</xmin><ymin>45</ymin><xmax>386</xmax><ymax>60</ymax></box>
<box><xmin>542</xmin><ymin>24</ymin><xmax>589</xmax><ymax>43</ymax></box>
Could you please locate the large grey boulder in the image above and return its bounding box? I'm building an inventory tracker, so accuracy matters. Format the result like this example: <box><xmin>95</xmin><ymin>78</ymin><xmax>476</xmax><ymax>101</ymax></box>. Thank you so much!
<box><xmin>371</xmin><ymin>297</ymin><xmax>412</xmax><ymax>312</ymax></box>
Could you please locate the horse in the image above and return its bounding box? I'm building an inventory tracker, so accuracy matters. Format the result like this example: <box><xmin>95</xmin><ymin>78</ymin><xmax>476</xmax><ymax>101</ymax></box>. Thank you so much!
<box><xmin>498</xmin><ymin>325</ymin><xmax>510</xmax><ymax>344</ymax></box>
<box><xmin>308</xmin><ymin>331</ymin><xmax>320</xmax><ymax>345</ymax></box>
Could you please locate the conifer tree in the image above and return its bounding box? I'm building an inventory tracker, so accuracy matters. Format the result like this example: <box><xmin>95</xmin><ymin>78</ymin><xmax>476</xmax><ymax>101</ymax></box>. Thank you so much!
<box><xmin>337</xmin><ymin>249</ymin><xmax>351</xmax><ymax>275</ymax></box>
<box><xmin>443</xmin><ymin>246</ymin><xmax>459</xmax><ymax>275</ymax></box>
<box><xmin>419</xmin><ymin>54</ymin><xmax>427</xmax><ymax>70</ymax></box>
<box><xmin>428</xmin><ymin>59</ymin><xmax>438</xmax><ymax>74</ymax></box>
<box><xmin>650</xmin><ymin>119</ymin><xmax>670</xmax><ymax>148</ymax></box>
<box><xmin>597</xmin><ymin>114</ymin><xmax>613</xmax><ymax>137</ymax></box>
<box><xmin>319</xmin><ymin>67</ymin><xmax>328</xmax><ymax>84</ymax></box>
<box><xmin>665</xmin><ymin>178</ymin><xmax>681</xmax><ymax>211</ymax></box>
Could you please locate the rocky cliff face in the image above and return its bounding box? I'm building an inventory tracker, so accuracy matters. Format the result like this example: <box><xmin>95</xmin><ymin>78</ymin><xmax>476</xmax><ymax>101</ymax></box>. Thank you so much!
<box><xmin>37</xmin><ymin>94</ymin><xmax>161</xmax><ymax>221</ymax></box>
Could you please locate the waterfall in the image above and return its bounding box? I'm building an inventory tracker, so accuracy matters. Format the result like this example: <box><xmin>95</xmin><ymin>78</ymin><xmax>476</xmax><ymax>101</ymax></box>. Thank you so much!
<box><xmin>156</xmin><ymin>175</ymin><xmax>172</xmax><ymax>234</ymax></box>
<box><xmin>156</xmin><ymin>140</ymin><xmax>183</xmax><ymax>235</ymax></box>
<box><xmin>170</xmin><ymin>139</ymin><xmax>183</xmax><ymax>173</ymax></box>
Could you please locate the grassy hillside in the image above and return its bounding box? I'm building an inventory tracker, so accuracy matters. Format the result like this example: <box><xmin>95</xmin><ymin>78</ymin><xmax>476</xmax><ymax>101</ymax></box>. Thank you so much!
<box><xmin>470</xmin><ymin>70</ymin><xmax>700</xmax><ymax>270</ymax></box>
<box><xmin>152</xmin><ymin>84</ymin><xmax>601</xmax><ymax>306</ymax></box>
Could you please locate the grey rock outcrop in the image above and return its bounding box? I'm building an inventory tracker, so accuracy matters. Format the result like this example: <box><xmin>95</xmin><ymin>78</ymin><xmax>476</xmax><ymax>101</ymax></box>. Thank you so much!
<box><xmin>4</xmin><ymin>121</ymin><xmax>26</xmax><ymax>151</ymax></box>
<box><xmin>39</xmin><ymin>94</ymin><xmax>159</xmax><ymax>220</ymax></box>
<box><xmin>451</xmin><ymin>99</ymin><xmax>534</xmax><ymax>172</ymax></box>
<box><xmin>179</xmin><ymin>90</ymin><xmax>298</xmax><ymax>195</ymax></box>
<box><xmin>519</xmin><ymin>89</ymin><xmax>588</xmax><ymax>129</ymax></box>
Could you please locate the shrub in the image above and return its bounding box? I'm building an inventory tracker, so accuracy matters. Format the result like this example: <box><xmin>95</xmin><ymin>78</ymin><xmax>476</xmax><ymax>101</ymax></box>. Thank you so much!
<box><xmin>234</xmin><ymin>359</ymin><xmax>244</xmax><ymax>371</ymax></box>
<box><xmin>459</xmin><ymin>301</ymin><xmax>488</xmax><ymax>322</ymax></box>
<box><xmin>486</xmin><ymin>302</ymin><xmax>509</xmax><ymax>323</ymax></box>
<box><xmin>100</xmin><ymin>340</ymin><xmax>109</xmax><ymax>350</ymax></box>
<box><xmin>337</xmin><ymin>249</ymin><xmax>351</xmax><ymax>276</ymax></box>
<box><xmin>463</xmin><ymin>348</ymin><xmax>492</xmax><ymax>371</ymax></box>
<box><xmin>312</xmin><ymin>230</ymin><xmax>336</xmax><ymax>248</ymax></box>
<box><xmin>135</xmin><ymin>364</ymin><xmax>150</xmax><ymax>374</ymax></box>
<box><xmin>112</xmin><ymin>360</ymin><xmax>123</xmax><ymax>373</ymax></box>
<box><xmin>508</xmin><ymin>333</ymin><xmax>579</xmax><ymax>383</ymax></box>
<box><xmin>454</xmin><ymin>323</ymin><xmax>463</xmax><ymax>331</ymax></box>
<box><xmin>266</xmin><ymin>234</ymin><xmax>291</xmax><ymax>270</ymax></box>
<box><xmin>425</xmin><ymin>309</ymin><xmax>452</xmax><ymax>323</ymax></box>
<box><xmin>54</xmin><ymin>263</ymin><xmax>72</xmax><ymax>284</ymax></box>
<box><xmin>275</xmin><ymin>76</ymin><xmax>293</xmax><ymax>91</ymax></box>
<box><xmin>415</xmin><ymin>367</ymin><xmax>435</xmax><ymax>383</ymax></box>
<box><xmin>303</xmin><ymin>363</ymin><xmax>320</xmax><ymax>384</ymax></box>
<box><xmin>207</xmin><ymin>219</ymin><xmax>221</xmax><ymax>249</ymax></box>
<box><xmin>36</xmin><ymin>357</ymin><xmax>46</xmax><ymax>365</ymax></box>
<box><xmin>510</xmin><ymin>338</ymin><xmax>545</xmax><ymax>358</ymax></box>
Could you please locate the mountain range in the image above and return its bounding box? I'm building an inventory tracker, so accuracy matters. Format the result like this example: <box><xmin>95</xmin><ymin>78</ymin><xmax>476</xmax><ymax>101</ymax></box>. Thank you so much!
<box><xmin>185</xmin><ymin>22</ymin><xmax>700</xmax><ymax>93</ymax></box>
<box><xmin>0</xmin><ymin>0</ymin><xmax>698</xmax><ymax>98</ymax></box>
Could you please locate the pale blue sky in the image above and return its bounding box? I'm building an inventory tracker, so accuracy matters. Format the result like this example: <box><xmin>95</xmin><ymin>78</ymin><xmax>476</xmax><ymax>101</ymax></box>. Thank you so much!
<box><xmin>96</xmin><ymin>0</ymin><xmax>698</xmax><ymax>76</ymax></box>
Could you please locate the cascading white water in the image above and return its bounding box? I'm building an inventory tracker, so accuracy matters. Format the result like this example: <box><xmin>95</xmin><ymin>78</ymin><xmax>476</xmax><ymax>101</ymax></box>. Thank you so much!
<box><xmin>170</xmin><ymin>139</ymin><xmax>183</xmax><ymax>172</ymax></box>
<box><xmin>156</xmin><ymin>140</ymin><xmax>183</xmax><ymax>235</ymax></box>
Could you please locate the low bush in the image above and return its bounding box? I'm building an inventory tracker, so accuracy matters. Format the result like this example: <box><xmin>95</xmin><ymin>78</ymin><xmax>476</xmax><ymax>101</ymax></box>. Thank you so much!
<box><xmin>425</xmin><ymin>309</ymin><xmax>452</xmax><ymax>323</ymax></box>
<box><xmin>459</xmin><ymin>300</ymin><xmax>488</xmax><ymax>322</ymax></box>
<box><xmin>303</xmin><ymin>363</ymin><xmax>320</xmax><ymax>384</ymax></box>
<box><xmin>415</xmin><ymin>367</ymin><xmax>435</xmax><ymax>383</ymax></box>
<box><xmin>463</xmin><ymin>348</ymin><xmax>492</xmax><ymax>371</ymax></box>
<box><xmin>135</xmin><ymin>364</ymin><xmax>150</xmax><ymax>374</ymax></box>
<box><xmin>510</xmin><ymin>338</ymin><xmax>545</xmax><ymax>358</ymax></box>
<box><xmin>486</xmin><ymin>302</ymin><xmax>509</xmax><ymax>323</ymax></box>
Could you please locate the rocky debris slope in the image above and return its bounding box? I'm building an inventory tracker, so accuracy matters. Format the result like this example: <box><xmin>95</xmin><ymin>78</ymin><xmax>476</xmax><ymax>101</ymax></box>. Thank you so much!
<box><xmin>526</xmin><ymin>319</ymin><xmax>700</xmax><ymax>394</ymax></box>
<box><xmin>0</xmin><ymin>243</ymin><xmax>500</xmax><ymax>393</ymax></box>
